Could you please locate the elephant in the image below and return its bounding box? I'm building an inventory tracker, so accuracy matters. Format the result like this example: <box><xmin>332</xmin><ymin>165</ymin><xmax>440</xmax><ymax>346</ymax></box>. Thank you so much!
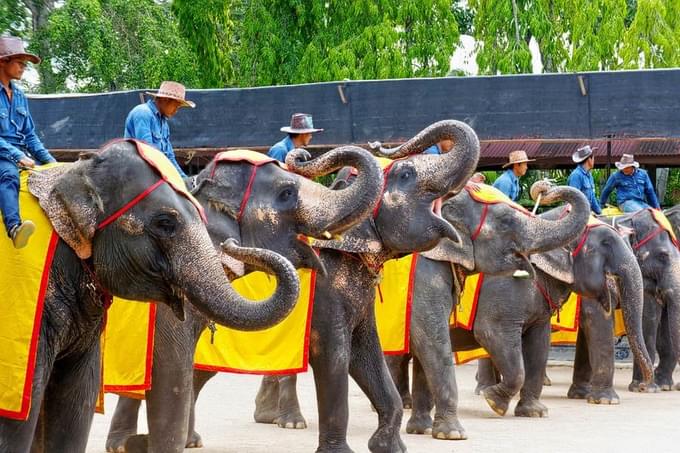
<box><xmin>389</xmin><ymin>183</ymin><xmax>653</xmax><ymax>426</ymax></box>
<box><xmin>248</xmin><ymin>119</ymin><xmax>481</xmax><ymax>452</ymax></box>
<box><xmin>0</xmin><ymin>140</ymin><xmax>302</xmax><ymax>453</ymax></box>
<box><xmin>653</xmin><ymin>205</ymin><xmax>680</xmax><ymax>390</ymax></box>
<box><xmin>105</xmin><ymin>145</ymin><xmax>385</xmax><ymax>453</ymax></box>
<box><xmin>607</xmin><ymin>208</ymin><xmax>680</xmax><ymax>393</ymax></box>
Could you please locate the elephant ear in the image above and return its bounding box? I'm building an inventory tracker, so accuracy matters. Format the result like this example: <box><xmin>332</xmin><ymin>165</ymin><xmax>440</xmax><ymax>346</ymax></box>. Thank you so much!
<box><xmin>28</xmin><ymin>161</ymin><xmax>103</xmax><ymax>260</ymax></box>
<box><xmin>421</xmin><ymin>235</ymin><xmax>474</xmax><ymax>270</ymax></box>
<box><xmin>530</xmin><ymin>247</ymin><xmax>574</xmax><ymax>284</ymax></box>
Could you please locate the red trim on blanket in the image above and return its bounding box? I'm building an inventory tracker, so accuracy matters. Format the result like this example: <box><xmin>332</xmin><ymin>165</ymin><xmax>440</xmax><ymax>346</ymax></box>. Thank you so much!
<box><xmin>383</xmin><ymin>253</ymin><xmax>420</xmax><ymax>356</ymax></box>
<box><xmin>0</xmin><ymin>231</ymin><xmax>59</xmax><ymax>420</ymax></box>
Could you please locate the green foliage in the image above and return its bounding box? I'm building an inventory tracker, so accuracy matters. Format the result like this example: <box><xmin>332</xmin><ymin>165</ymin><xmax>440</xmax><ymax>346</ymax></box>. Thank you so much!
<box><xmin>232</xmin><ymin>0</ymin><xmax>460</xmax><ymax>87</ymax></box>
<box><xmin>0</xmin><ymin>0</ymin><xmax>28</xmax><ymax>36</ymax></box>
<box><xmin>620</xmin><ymin>0</ymin><xmax>680</xmax><ymax>68</ymax></box>
<box><xmin>35</xmin><ymin>0</ymin><xmax>200</xmax><ymax>93</ymax></box>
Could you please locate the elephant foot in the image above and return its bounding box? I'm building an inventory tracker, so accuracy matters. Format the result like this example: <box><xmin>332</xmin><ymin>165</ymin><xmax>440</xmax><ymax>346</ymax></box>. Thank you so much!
<box><xmin>405</xmin><ymin>411</ymin><xmax>433</xmax><ymax>435</ymax></box>
<box><xmin>275</xmin><ymin>410</ymin><xmax>307</xmax><ymax>429</ymax></box>
<box><xmin>514</xmin><ymin>399</ymin><xmax>548</xmax><ymax>418</ymax></box>
<box><xmin>253</xmin><ymin>402</ymin><xmax>278</xmax><ymax>424</ymax></box>
<box><xmin>628</xmin><ymin>380</ymin><xmax>659</xmax><ymax>393</ymax></box>
<box><xmin>432</xmin><ymin>416</ymin><xmax>467</xmax><ymax>440</ymax></box>
<box><xmin>106</xmin><ymin>429</ymin><xmax>136</xmax><ymax>453</ymax></box>
<box><xmin>474</xmin><ymin>382</ymin><xmax>492</xmax><ymax>396</ymax></box>
<box><xmin>315</xmin><ymin>444</ymin><xmax>354</xmax><ymax>453</ymax></box>
<box><xmin>482</xmin><ymin>385</ymin><xmax>511</xmax><ymax>416</ymax></box>
<box><xmin>124</xmin><ymin>435</ymin><xmax>149</xmax><ymax>453</ymax></box>
<box><xmin>185</xmin><ymin>430</ymin><xmax>204</xmax><ymax>448</ymax></box>
<box><xmin>368</xmin><ymin>430</ymin><xmax>406</xmax><ymax>453</ymax></box>
<box><xmin>401</xmin><ymin>394</ymin><xmax>413</xmax><ymax>410</ymax></box>
<box><xmin>587</xmin><ymin>388</ymin><xmax>620</xmax><ymax>405</ymax></box>
<box><xmin>654</xmin><ymin>375</ymin><xmax>675</xmax><ymax>391</ymax></box>
<box><xmin>543</xmin><ymin>373</ymin><xmax>552</xmax><ymax>386</ymax></box>
<box><xmin>567</xmin><ymin>383</ymin><xmax>591</xmax><ymax>399</ymax></box>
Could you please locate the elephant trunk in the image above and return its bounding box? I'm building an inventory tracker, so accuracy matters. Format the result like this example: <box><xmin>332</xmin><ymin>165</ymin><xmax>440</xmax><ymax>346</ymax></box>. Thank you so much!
<box><xmin>615</xmin><ymin>257</ymin><xmax>654</xmax><ymax>383</ymax></box>
<box><xmin>287</xmin><ymin>146</ymin><xmax>383</xmax><ymax>236</ymax></box>
<box><xmin>523</xmin><ymin>183</ymin><xmax>590</xmax><ymax>253</ymax></box>
<box><xmin>179</xmin><ymin>233</ymin><xmax>300</xmax><ymax>331</ymax></box>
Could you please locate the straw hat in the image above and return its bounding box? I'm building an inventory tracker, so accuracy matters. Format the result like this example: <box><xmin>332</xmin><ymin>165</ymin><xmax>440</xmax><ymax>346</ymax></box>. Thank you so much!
<box><xmin>615</xmin><ymin>154</ymin><xmax>639</xmax><ymax>170</ymax></box>
<box><xmin>146</xmin><ymin>81</ymin><xmax>195</xmax><ymax>108</ymax></box>
<box><xmin>280</xmin><ymin>113</ymin><xmax>323</xmax><ymax>134</ymax></box>
<box><xmin>502</xmin><ymin>150</ymin><xmax>535</xmax><ymax>168</ymax></box>
<box><xmin>0</xmin><ymin>36</ymin><xmax>40</xmax><ymax>64</ymax></box>
<box><xmin>572</xmin><ymin>145</ymin><xmax>598</xmax><ymax>163</ymax></box>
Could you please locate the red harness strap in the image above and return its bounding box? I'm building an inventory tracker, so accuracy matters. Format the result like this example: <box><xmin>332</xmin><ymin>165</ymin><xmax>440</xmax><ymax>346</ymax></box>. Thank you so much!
<box><xmin>470</xmin><ymin>203</ymin><xmax>489</xmax><ymax>241</ymax></box>
<box><xmin>632</xmin><ymin>226</ymin><xmax>665</xmax><ymax>251</ymax></box>
<box><xmin>534</xmin><ymin>280</ymin><xmax>561</xmax><ymax>323</ymax></box>
<box><xmin>97</xmin><ymin>179</ymin><xmax>166</xmax><ymax>230</ymax></box>
<box><xmin>571</xmin><ymin>223</ymin><xmax>611</xmax><ymax>257</ymax></box>
<box><xmin>372</xmin><ymin>161</ymin><xmax>396</xmax><ymax>218</ymax></box>
<box><xmin>237</xmin><ymin>165</ymin><xmax>259</xmax><ymax>223</ymax></box>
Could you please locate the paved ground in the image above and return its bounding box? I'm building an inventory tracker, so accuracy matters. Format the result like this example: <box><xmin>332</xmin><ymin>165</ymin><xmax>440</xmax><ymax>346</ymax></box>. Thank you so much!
<box><xmin>86</xmin><ymin>362</ymin><xmax>680</xmax><ymax>453</ymax></box>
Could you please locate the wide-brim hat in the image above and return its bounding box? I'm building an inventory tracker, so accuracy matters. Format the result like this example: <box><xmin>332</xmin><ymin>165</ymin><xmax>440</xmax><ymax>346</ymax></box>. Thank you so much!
<box><xmin>146</xmin><ymin>81</ymin><xmax>195</xmax><ymax>108</ymax></box>
<box><xmin>615</xmin><ymin>153</ymin><xmax>639</xmax><ymax>170</ymax></box>
<box><xmin>281</xmin><ymin>113</ymin><xmax>323</xmax><ymax>134</ymax></box>
<box><xmin>0</xmin><ymin>37</ymin><xmax>40</xmax><ymax>64</ymax></box>
<box><xmin>502</xmin><ymin>150</ymin><xmax>535</xmax><ymax>168</ymax></box>
<box><xmin>572</xmin><ymin>145</ymin><xmax>598</xmax><ymax>163</ymax></box>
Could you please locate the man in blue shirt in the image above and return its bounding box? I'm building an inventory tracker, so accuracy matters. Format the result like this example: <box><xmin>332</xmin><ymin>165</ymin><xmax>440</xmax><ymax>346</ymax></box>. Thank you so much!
<box><xmin>567</xmin><ymin>145</ymin><xmax>602</xmax><ymax>214</ymax></box>
<box><xmin>423</xmin><ymin>139</ymin><xmax>454</xmax><ymax>155</ymax></box>
<box><xmin>0</xmin><ymin>37</ymin><xmax>56</xmax><ymax>248</ymax></box>
<box><xmin>599</xmin><ymin>154</ymin><xmax>660</xmax><ymax>213</ymax></box>
<box><xmin>493</xmin><ymin>150</ymin><xmax>534</xmax><ymax>201</ymax></box>
<box><xmin>268</xmin><ymin>113</ymin><xmax>323</xmax><ymax>163</ymax></box>
<box><xmin>124</xmin><ymin>81</ymin><xmax>195</xmax><ymax>178</ymax></box>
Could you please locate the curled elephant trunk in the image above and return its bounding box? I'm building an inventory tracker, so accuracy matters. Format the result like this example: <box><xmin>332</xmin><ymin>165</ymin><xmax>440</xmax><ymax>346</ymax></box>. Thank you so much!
<box><xmin>179</xmin><ymin>234</ymin><xmax>300</xmax><ymax>331</ymax></box>
<box><xmin>286</xmin><ymin>146</ymin><xmax>383</xmax><ymax>236</ymax></box>
<box><xmin>524</xmin><ymin>182</ymin><xmax>590</xmax><ymax>253</ymax></box>
<box><xmin>616</xmin><ymin>257</ymin><xmax>654</xmax><ymax>383</ymax></box>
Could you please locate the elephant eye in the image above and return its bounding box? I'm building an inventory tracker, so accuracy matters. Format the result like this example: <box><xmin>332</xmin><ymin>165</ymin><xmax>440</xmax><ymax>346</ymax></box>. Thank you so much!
<box><xmin>277</xmin><ymin>186</ymin><xmax>297</xmax><ymax>205</ymax></box>
<box><xmin>151</xmin><ymin>212</ymin><xmax>178</xmax><ymax>238</ymax></box>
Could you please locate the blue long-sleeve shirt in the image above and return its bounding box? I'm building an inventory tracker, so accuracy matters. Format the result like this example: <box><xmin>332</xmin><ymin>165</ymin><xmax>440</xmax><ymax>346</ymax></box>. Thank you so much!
<box><xmin>124</xmin><ymin>100</ymin><xmax>186</xmax><ymax>178</ymax></box>
<box><xmin>567</xmin><ymin>164</ymin><xmax>602</xmax><ymax>214</ymax></box>
<box><xmin>599</xmin><ymin>168</ymin><xmax>660</xmax><ymax>209</ymax></box>
<box><xmin>492</xmin><ymin>169</ymin><xmax>520</xmax><ymax>201</ymax></box>
<box><xmin>0</xmin><ymin>81</ymin><xmax>55</xmax><ymax>164</ymax></box>
<box><xmin>267</xmin><ymin>136</ymin><xmax>294</xmax><ymax>163</ymax></box>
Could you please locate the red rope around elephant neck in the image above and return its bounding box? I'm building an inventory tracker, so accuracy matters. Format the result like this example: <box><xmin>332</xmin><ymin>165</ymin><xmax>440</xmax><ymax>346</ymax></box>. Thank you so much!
<box><xmin>97</xmin><ymin>179</ymin><xmax>166</xmax><ymax>230</ymax></box>
<box><xmin>372</xmin><ymin>160</ymin><xmax>396</xmax><ymax>218</ymax></box>
<box><xmin>534</xmin><ymin>280</ymin><xmax>560</xmax><ymax>323</ymax></box>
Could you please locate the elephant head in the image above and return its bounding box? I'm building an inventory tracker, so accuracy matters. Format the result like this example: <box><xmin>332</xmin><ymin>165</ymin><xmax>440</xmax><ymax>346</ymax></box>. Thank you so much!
<box><xmin>313</xmin><ymin>120</ymin><xmax>480</xmax><ymax>258</ymax></box>
<box><xmin>616</xmin><ymin>209</ymin><xmax>680</xmax><ymax>369</ymax></box>
<box><xmin>192</xmin><ymin>145</ymin><xmax>383</xmax><ymax>276</ymax></box>
<box><xmin>423</xmin><ymin>181</ymin><xmax>591</xmax><ymax>276</ymax></box>
<box><xmin>29</xmin><ymin>140</ymin><xmax>299</xmax><ymax>330</ymax></box>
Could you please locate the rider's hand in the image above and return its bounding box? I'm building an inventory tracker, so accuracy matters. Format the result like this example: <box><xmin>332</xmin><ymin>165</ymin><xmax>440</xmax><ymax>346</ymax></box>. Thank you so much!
<box><xmin>18</xmin><ymin>157</ymin><xmax>35</xmax><ymax>168</ymax></box>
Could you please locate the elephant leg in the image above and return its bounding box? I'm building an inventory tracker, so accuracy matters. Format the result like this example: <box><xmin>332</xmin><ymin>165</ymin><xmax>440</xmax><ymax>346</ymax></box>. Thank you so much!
<box><xmin>568</xmin><ymin>325</ymin><xmax>592</xmax><ymax>399</ymax></box>
<box><xmin>385</xmin><ymin>354</ymin><xmax>412</xmax><ymax>409</ymax></box>
<box><xmin>106</xmin><ymin>396</ymin><xmax>143</xmax><ymax>452</ymax></box>
<box><xmin>408</xmin><ymin>318</ymin><xmax>465</xmax><ymax>440</ymax></box>
<box><xmin>186</xmin><ymin>369</ymin><xmax>216</xmax><ymax>448</ymax></box>
<box><xmin>581</xmin><ymin>299</ymin><xmax>618</xmax><ymax>404</ymax></box>
<box><xmin>275</xmin><ymin>374</ymin><xmax>307</xmax><ymax>429</ymax></box>
<box><xmin>474</xmin><ymin>358</ymin><xmax>500</xmax><ymax>395</ymax></box>
<box><xmin>476</xmin><ymin>324</ymin><xmax>524</xmax><ymax>417</ymax></box>
<box><xmin>39</xmin><ymin>342</ymin><xmax>101</xmax><ymax>452</ymax></box>
<box><xmin>405</xmin><ymin>356</ymin><xmax>433</xmax><ymax>435</ymax></box>
<box><xmin>254</xmin><ymin>375</ymin><xmax>280</xmax><ymax>424</ymax></box>
<box><xmin>654</xmin><ymin>305</ymin><xmax>677</xmax><ymax>390</ymax></box>
<box><xmin>630</xmin><ymin>296</ymin><xmax>661</xmax><ymax>393</ymax></box>
<box><xmin>348</xmin><ymin>319</ymin><xmax>405</xmax><ymax>453</ymax></box>
<box><xmin>515</xmin><ymin>322</ymin><xmax>550</xmax><ymax>417</ymax></box>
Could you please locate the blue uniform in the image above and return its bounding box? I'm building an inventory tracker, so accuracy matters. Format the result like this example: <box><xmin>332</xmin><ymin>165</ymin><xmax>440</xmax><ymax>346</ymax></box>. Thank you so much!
<box><xmin>599</xmin><ymin>168</ymin><xmax>660</xmax><ymax>212</ymax></box>
<box><xmin>124</xmin><ymin>100</ymin><xmax>186</xmax><ymax>178</ymax></box>
<box><xmin>567</xmin><ymin>164</ymin><xmax>602</xmax><ymax>214</ymax></box>
<box><xmin>423</xmin><ymin>143</ymin><xmax>441</xmax><ymax>155</ymax></box>
<box><xmin>267</xmin><ymin>136</ymin><xmax>294</xmax><ymax>163</ymax></box>
<box><xmin>493</xmin><ymin>169</ymin><xmax>520</xmax><ymax>201</ymax></box>
<box><xmin>0</xmin><ymin>81</ymin><xmax>55</xmax><ymax>234</ymax></box>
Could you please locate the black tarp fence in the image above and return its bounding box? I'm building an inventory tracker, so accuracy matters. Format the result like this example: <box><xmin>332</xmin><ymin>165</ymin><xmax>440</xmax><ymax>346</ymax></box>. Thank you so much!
<box><xmin>27</xmin><ymin>69</ymin><xmax>680</xmax><ymax>151</ymax></box>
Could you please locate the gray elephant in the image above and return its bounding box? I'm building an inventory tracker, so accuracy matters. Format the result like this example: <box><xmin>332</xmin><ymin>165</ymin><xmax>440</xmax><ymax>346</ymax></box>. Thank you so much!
<box><xmin>105</xmin><ymin>145</ymin><xmax>385</xmax><ymax>453</ymax></box>
<box><xmin>389</xmin><ymin>184</ymin><xmax>653</xmax><ymax>427</ymax></box>
<box><xmin>0</xmin><ymin>140</ymin><xmax>301</xmax><ymax>453</ymax></box>
<box><xmin>249</xmin><ymin>120</ymin><xmax>481</xmax><ymax>452</ymax></box>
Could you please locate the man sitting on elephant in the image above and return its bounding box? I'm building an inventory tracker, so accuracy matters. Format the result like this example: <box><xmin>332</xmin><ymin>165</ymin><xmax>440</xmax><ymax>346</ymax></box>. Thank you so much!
<box><xmin>267</xmin><ymin>113</ymin><xmax>323</xmax><ymax>162</ymax></box>
<box><xmin>599</xmin><ymin>153</ymin><xmax>659</xmax><ymax>212</ymax></box>
<box><xmin>492</xmin><ymin>149</ymin><xmax>534</xmax><ymax>201</ymax></box>
<box><xmin>0</xmin><ymin>36</ymin><xmax>57</xmax><ymax>248</ymax></box>
<box><xmin>568</xmin><ymin>145</ymin><xmax>602</xmax><ymax>214</ymax></box>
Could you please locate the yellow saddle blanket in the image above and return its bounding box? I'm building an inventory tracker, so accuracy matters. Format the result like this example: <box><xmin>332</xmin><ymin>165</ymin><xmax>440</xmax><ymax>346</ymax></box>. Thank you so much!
<box><xmin>0</xmin><ymin>166</ymin><xmax>59</xmax><ymax>420</ymax></box>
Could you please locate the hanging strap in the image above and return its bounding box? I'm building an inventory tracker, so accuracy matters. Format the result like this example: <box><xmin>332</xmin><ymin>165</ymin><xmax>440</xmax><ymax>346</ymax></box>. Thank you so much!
<box><xmin>97</xmin><ymin>179</ymin><xmax>166</xmax><ymax>230</ymax></box>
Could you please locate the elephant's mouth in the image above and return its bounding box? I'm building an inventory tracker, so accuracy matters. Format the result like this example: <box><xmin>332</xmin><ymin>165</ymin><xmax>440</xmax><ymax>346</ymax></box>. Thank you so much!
<box><xmin>167</xmin><ymin>284</ymin><xmax>189</xmax><ymax>321</ymax></box>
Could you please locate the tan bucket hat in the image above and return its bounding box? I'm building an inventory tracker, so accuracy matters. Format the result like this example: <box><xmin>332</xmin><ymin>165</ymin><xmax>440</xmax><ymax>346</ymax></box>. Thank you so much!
<box><xmin>0</xmin><ymin>36</ymin><xmax>40</xmax><ymax>64</ymax></box>
<box><xmin>502</xmin><ymin>150</ymin><xmax>535</xmax><ymax>168</ymax></box>
<box><xmin>615</xmin><ymin>154</ymin><xmax>639</xmax><ymax>170</ymax></box>
<box><xmin>280</xmin><ymin>113</ymin><xmax>323</xmax><ymax>134</ymax></box>
<box><xmin>146</xmin><ymin>81</ymin><xmax>195</xmax><ymax>108</ymax></box>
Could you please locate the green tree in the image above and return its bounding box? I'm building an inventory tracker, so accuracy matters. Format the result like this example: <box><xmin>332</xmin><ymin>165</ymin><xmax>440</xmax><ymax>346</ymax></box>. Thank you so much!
<box><xmin>232</xmin><ymin>0</ymin><xmax>460</xmax><ymax>87</ymax></box>
<box><xmin>0</xmin><ymin>0</ymin><xmax>29</xmax><ymax>36</ymax></box>
<box><xmin>35</xmin><ymin>0</ymin><xmax>200</xmax><ymax>93</ymax></box>
<box><xmin>620</xmin><ymin>0</ymin><xmax>680</xmax><ymax>68</ymax></box>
